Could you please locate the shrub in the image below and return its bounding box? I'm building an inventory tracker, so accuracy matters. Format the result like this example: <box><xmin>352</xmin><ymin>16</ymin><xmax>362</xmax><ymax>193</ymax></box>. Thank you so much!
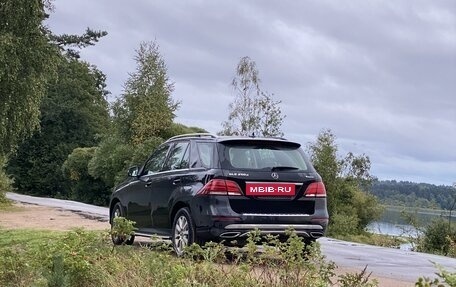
<box><xmin>87</xmin><ymin>137</ymin><xmax>135</xmax><ymax>188</ymax></box>
<box><xmin>419</xmin><ymin>218</ymin><xmax>456</xmax><ymax>256</ymax></box>
<box><xmin>62</xmin><ymin>147</ymin><xmax>111</xmax><ymax>205</ymax></box>
<box><xmin>338</xmin><ymin>266</ymin><xmax>378</xmax><ymax>287</ymax></box>
<box><xmin>88</xmin><ymin>136</ymin><xmax>163</xmax><ymax>189</ymax></box>
<box><xmin>328</xmin><ymin>211</ymin><xmax>360</xmax><ymax>236</ymax></box>
<box><xmin>416</xmin><ymin>264</ymin><xmax>456</xmax><ymax>287</ymax></box>
<box><xmin>110</xmin><ymin>217</ymin><xmax>136</xmax><ymax>245</ymax></box>
<box><xmin>35</xmin><ymin>229</ymin><xmax>109</xmax><ymax>287</ymax></box>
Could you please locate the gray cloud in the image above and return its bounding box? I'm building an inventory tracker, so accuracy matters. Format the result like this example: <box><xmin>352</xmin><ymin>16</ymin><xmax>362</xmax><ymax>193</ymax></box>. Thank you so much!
<box><xmin>46</xmin><ymin>0</ymin><xmax>456</xmax><ymax>185</ymax></box>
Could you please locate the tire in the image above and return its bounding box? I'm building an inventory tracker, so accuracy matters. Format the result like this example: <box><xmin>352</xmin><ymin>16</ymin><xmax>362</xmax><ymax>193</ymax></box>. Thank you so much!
<box><xmin>172</xmin><ymin>207</ymin><xmax>197</xmax><ymax>256</ymax></box>
<box><xmin>111</xmin><ymin>202</ymin><xmax>135</xmax><ymax>245</ymax></box>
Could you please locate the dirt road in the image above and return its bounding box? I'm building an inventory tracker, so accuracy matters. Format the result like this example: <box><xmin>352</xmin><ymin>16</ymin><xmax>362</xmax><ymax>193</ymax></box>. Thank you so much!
<box><xmin>0</xmin><ymin>203</ymin><xmax>108</xmax><ymax>231</ymax></box>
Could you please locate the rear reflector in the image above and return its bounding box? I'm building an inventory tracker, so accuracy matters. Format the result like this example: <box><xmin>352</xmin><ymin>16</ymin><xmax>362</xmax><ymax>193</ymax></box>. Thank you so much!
<box><xmin>196</xmin><ymin>179</ymin><xmax>243</xmax><ymax>196</ymax></box>
<box><xmin>304</xmin><ymin>182</ymin><xmax>326</xmax><ymax>197</ymax></box>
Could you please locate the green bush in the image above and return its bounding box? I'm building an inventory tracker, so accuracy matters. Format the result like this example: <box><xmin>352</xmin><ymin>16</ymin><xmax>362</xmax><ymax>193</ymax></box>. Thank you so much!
<box><xmin>87</xmin><ymin>137</ymin><xmax>134</xmax><ymax>188</ymax></box>
<box><xmin>62</xmin><ymin>147</ymin><xmax>111</xmax><ymax>206</ymax></box>
<box><xmin>338</xmin><ymin>266</ymin><xmax>378</xmax><ymax>287</ymax></box>
<box><xmin>416</xmin><ymin>264</ymin><xmax>456</xmax><ymax>287</ymax></box>
<box><xmin>419</xmin><ymin>218</ymin><xmax>456</xmax><ymax>256</ymax></box>
<box><xmin>88</xmin><ymin>136</ymin><xmax>163</xmax><ymax>188</ymax></box>
<box><xmin>328</xmin><ymin>211</ymin><xmax>360</xmax><ymax>236</ymax></box>
<box><xmin>36</xmin><ymin>229</ymin><xmax>108</xmax><ymax>287</ymax></box>
<box><xmin>110</xmin><ymin>217</ymin><xmax>136</xmax><ymax>244</ymax></box>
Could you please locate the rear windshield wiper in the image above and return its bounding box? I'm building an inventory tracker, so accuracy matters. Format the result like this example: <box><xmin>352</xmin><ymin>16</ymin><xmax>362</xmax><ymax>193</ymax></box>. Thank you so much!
<box><xmin>271</xmin><ymin>166</ymin><xmax>300</xmax><ymax>171</ymax></box>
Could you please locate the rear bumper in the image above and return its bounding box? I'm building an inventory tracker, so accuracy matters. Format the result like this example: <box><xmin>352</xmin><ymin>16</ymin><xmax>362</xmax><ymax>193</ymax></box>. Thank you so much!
<box><xmin>195</xmin><ymin>216</ymin><xmax>328</xmax><ymax>241</ymax></box>
<box><xmin>191</xmin><ymin>196</ymin><xmax>328</xmax><ymax>241</ymax></box>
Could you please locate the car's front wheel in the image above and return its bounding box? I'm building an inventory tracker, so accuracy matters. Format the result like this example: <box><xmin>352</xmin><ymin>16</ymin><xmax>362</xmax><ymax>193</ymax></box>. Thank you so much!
<box><xmin>172</xmin><ymin>207</ymin><xmax>197</xmax><ymax>256</ymax></box>
<box><xmin>111</xmin><ymin>202</ymin><xmax>135</xmax><ymax>245</ymax></box>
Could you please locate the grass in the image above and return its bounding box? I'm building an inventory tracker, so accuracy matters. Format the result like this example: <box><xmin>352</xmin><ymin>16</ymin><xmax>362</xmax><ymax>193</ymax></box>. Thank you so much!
<box><xmin>0</xmin><ymin>193</ymin><xmax>11</xmax><ymax>209</ymax></box>
<box><xmin>0</xmin><ymin>228</ymin><xmax>380</xmax><ymax>287</ymax></box>
<box><xmin>0</xmin><ymin>228</ymin><xmax>65</xmax><ymax>248</ymax></box>
<box><xmin>0</xmin><ymin>227</ymin><xmax>455</xmax><ymax>287</ymax></box>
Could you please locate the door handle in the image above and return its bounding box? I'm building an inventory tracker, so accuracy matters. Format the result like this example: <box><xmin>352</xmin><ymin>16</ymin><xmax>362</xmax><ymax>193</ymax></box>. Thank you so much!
<box><xmin>145</xmin><ymin>180</ymin><xmax>152</xmax><ymax>187</ymax></box>
<box><xmin>172</xmin><ymin>178</ymin><xmax>181</xmax><ymax>185</ymax></box>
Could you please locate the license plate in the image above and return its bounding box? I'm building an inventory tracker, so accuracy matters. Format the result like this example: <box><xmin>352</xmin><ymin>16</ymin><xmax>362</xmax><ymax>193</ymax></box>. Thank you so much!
<box><xmin>245</xmin><ymin>182</ymin><xmax>295</xmax><ymax>196</ymax></box>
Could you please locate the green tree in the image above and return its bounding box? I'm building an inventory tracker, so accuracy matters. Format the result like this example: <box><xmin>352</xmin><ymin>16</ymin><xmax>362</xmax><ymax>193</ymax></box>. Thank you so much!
<box><xmin>371</xmin><ymin>180</ymin><xmax>455</xmax><ymax>210</ymax></box>
<box><xmin>7</xmin><ymin>59</ymin><xmax>110</xmax><ymax>197</ymax></box>
<box><xmin>88</xmin><ymin>41</ymin><xmax>209</xmax><ymax>192</ymax></box>
<box><xmin>159</xmin><ymin>122</ymin><xmax>208</xmax><ymax>140</ymax></box>
<box><xmin>220</xmin><ymin>56</ymin><xmax>284</xmax><ymax>137</ymax></box>
<box><xmin>0</xmin><ymin>155</ymin><xmax>11</xmax><ymax>204</ymax></box>
<box><xmin>0</xmin><ymin>0</ymin><xmax>107</xmax><ymax>201</ymax></box>
<box><xmin>307</xmin><ymin>129</ymin><xmax>381</xmax><ymax>235</ymax></box>
<box><xmin>0</xmin><ymin>0</ymin><xmax>58</xmax><ymax>155</ymax></box>
<box><xmin>114</xmin><ymin>41</ymin><xmax>179</xmax><ymax>145</ymax></box>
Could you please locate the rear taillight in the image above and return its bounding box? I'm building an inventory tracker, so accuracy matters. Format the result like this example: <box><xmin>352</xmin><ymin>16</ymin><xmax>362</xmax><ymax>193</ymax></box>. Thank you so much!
<box><xmin>196</xmin><ymin>179</ymin><xmax>243</xmax><ymax>196</ymax></box>
<box><xmin>304</xmin><ymin>182</ymin><xmax>326</xmax><ymax>197</ymax></box>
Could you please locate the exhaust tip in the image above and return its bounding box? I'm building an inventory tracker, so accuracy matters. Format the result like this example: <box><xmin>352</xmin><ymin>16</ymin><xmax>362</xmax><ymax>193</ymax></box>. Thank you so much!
<box><xmin>220</xmin><ymin>232</ymin><xmax>241</xmax><ymax>239</ymax></box>
<box><xmin>310</xmin><ymin>232</ymin><xmax>323</xmax><ymax>238</ymax></box>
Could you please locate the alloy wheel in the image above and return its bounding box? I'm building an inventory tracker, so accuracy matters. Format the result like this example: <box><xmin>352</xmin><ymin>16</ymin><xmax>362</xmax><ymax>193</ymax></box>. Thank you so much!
<box><xmin>173</xmin><ymin>215</ymin><xmax>189</xmax><ymax>255</ymax></box>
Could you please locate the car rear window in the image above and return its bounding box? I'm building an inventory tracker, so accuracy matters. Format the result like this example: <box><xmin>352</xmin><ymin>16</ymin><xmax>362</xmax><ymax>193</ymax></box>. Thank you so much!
<box><xmin>218</xmin><ymin>141</ymin><xmax>309</xmax><ymax>171</ymax></box>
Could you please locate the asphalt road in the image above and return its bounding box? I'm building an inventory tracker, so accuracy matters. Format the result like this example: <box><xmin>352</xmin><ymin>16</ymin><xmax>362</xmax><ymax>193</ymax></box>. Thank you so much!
<box><xmin>6</xmin><ymin>192</ymin><xmax>456</xmax><ymax>282</ymax></box>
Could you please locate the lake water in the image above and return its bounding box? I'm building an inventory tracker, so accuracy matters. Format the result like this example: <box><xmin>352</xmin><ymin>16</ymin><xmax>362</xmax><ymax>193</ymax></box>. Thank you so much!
<box><xmin>367</xmin><ymin>207</ymin><xmax>456</xmax><ymax>250</ymax></box>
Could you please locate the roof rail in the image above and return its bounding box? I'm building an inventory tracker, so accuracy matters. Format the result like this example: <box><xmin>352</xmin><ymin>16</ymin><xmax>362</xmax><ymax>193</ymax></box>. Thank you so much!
<box><xmin>166</xmin><ymin>133</ymin><xmax>217</xmax><ymax>142</ymax></box>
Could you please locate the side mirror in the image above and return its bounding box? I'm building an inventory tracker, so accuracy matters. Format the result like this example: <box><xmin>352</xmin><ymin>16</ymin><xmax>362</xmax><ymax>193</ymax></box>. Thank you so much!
<box><xmin>127</xmin><ymin>166</ymin><xmax>139</xmax><ymax>177</ymax></box>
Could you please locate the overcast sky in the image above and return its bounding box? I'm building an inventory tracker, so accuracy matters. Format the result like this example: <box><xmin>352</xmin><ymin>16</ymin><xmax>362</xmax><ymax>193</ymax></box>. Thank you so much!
<box><xmin>47</xmin><ymin>0</ymin><xmax>456</xmax><ymax>186</ymax></box>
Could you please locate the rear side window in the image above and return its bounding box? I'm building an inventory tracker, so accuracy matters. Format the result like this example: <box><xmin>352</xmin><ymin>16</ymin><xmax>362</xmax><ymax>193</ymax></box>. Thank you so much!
<box><xmin>196</xmin><ymin>142</ymin><xmax>215</xmax><ymax>168</ymax></box>
<box><xmin>219</xmin><ymin>141</ymin><xmax>309</xmax><ymax>171</ymax></box>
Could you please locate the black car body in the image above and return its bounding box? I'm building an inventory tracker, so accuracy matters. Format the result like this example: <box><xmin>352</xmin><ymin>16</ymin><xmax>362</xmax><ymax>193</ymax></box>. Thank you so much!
<box><xmin>109</xmin><ymin>133</ymin><xmax>329</xmax><ymax>254</ymax></box>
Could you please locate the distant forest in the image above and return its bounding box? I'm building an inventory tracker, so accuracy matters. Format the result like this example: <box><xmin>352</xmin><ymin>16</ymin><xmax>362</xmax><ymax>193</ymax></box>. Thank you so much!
<box><xmin>371</xmin><ymin>180</ymin><xmax>456</xmax><ymax>210</ymax></box>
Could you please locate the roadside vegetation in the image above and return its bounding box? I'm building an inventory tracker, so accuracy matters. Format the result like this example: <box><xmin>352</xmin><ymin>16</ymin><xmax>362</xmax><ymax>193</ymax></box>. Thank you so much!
<box><xmin>400</xmin><ymin>210</ymin><xmax>456</xmax><ymax>258</ymax></box>
<box><xmin>307</xmin><ymin>130</ymin><xmax>382</xmax><ymax>236</ymax></box>
<box><xmin>0</xmin><ymin>226</ymin><xmax>380</xmax><ymax>287</ymax></box>
<box><xmin>1</xmin><ymin>223</ymin><xmax>455</xmax><ymax>287</ymax></box>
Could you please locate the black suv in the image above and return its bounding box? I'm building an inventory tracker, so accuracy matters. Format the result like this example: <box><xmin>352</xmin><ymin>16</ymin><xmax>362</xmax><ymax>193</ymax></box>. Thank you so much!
<box><xmin>109</xmin><ymin>133</ymin><xmax>328</xmax><ymax>255</ymax></box>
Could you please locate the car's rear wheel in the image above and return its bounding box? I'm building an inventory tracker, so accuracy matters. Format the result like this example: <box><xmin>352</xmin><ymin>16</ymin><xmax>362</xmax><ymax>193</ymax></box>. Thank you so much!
<box><xmin>111</xmin><ymin>202</ymin><xmax>135</xmax><ymax>245</ymax></box>
<box><xmin>172</xmin><ymin>207</ymin><xmax>197</xmax><ymax>256</ymax></box>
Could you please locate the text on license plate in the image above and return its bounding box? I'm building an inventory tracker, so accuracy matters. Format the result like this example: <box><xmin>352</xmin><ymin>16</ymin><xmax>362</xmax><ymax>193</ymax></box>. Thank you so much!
<box><xmin>245</xmin><ymin>182</ymin><xmax>295</xmax><ymax>196</ymax></box>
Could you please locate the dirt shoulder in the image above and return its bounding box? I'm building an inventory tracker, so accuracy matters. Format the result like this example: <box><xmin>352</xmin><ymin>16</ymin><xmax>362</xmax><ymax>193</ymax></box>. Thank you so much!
<box><xmin>0</xmin><ymin>202</ymin><xmax>109</xmax><ymax>231</ymax></box>
<box><xmin>0</xmin><ymin>202</ymin><xmax>414</xmax><ymax>286</ymax></box>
